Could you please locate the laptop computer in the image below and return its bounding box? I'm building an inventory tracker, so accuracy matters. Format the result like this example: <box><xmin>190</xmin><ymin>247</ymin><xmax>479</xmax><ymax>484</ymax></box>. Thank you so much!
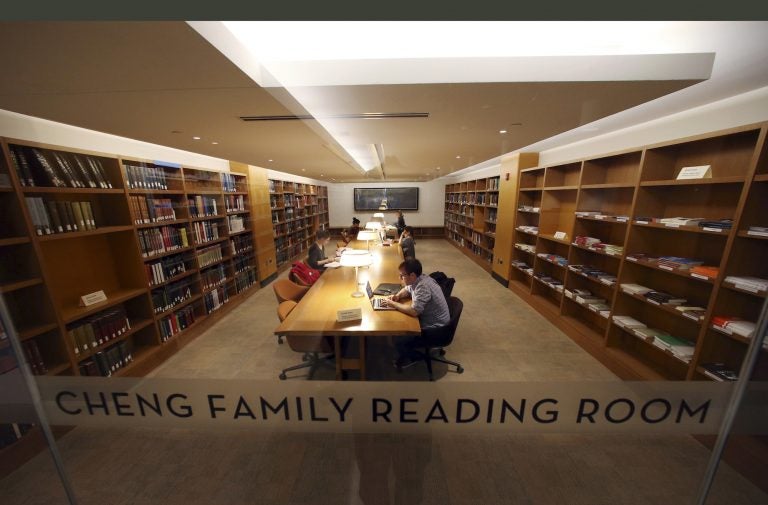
<box><xmin>373</xmin><ymin>282</ymin><xmax>401</xmax><ymax>296</ymax></box>
<box><xmin>366</xmin><ymin>281</ymin><xmax>396</xmax><ymax>311</ymax></box>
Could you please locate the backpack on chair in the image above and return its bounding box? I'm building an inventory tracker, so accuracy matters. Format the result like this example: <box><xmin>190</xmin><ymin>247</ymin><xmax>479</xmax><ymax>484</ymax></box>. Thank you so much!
<box><xmin>290</xmin><ymin>261</ymin><xmax>321</xmax><ymax>286</ymax></box>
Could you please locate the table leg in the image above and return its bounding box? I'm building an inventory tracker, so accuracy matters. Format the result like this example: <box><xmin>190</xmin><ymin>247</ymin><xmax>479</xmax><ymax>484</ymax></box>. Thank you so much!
<box><xmin>335</xmin><ymin>335</ymin><xmax>343</xmax><ymax>380</ymax></box>
<box><xmin>359</xmin><ymin>335</ymin><xmax>366</xmax><ymax>381</ymax></box>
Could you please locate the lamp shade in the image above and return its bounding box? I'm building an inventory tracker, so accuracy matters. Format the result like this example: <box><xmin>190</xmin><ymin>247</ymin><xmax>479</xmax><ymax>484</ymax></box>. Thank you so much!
<box><xmin>364</xmin><ymin>221</ymin><xmax>382</xmax><ymax>231</ymax></box>
<box><xmin>339</xmin><ymin>252</ymin><xmax>372</xmax><ymax>267</ymax></box>
<box><xmin>356</xmin><ymin>230</ymin><xmax>378</xmax><ymax>241</ymax></box>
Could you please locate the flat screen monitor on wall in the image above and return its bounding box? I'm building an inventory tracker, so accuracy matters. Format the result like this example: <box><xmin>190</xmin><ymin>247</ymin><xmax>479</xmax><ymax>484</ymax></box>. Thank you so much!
<box><xmin>354</xmin><ymin>187</ymin><xmax>419</xmax><ymax>211</ymax></box>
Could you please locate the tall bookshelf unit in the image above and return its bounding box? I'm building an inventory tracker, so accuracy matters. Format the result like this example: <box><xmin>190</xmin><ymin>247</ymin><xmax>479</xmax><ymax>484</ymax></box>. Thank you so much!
<box><xmin>444</xmin><ymin>176</ymin><xmax>501</xmax><ymax>271</ymax></box>
<box><xmin>0</xmin><ymin>138</ymin><xmax>260</xmax><ymax>383</ymax></box>
<box><xmin>268</xmin><ymin>178</ymin><xmax>329</xmax><ymax>271</ymax></box>
<box><xmin>506</xmin><ymin>123</ymin><xmax>768</xmax><ymax>382</ymax></box>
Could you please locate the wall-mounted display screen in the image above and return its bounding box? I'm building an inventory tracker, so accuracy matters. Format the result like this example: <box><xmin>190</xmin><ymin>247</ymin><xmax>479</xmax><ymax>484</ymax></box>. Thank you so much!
<box><xmin>354</xmin><ymin>187</ymin><xmax>419</xmax><ymax>211</ymax></box>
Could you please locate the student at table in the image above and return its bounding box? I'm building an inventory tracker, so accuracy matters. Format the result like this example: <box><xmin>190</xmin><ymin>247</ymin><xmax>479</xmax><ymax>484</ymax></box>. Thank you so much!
<box><xmin>341</xmin><ymin>217</ymin><xmax>361</xmax><ymax>245</ymax></box>
<box><xmin>308</xmin><ymin>229</ymin><xmax>334</xmax><ymax>270</ymax></box>
<box><xmin>399</xmin><ymin>226</ymin><xmax>416</xmax><ymax>260</ymax></box>
<box><xmin>382</xmin><ymin>259</ymin><xmax>449</xmax><ymax>367</ymax></box>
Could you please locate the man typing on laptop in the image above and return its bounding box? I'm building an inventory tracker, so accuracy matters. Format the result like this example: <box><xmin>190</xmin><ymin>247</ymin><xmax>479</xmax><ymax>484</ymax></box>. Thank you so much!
<box><xmin>380</xmin><ymin>259</ymin><xmax>450</xmax><ymax>367</ymax></box>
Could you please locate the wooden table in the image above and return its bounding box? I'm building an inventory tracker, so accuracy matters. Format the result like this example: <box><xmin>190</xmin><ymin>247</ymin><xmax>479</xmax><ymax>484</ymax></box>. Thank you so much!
<box><xmin>274</xmin><ymin>240</ymin><xmax>421</xmax><ymax>380</ymax></box>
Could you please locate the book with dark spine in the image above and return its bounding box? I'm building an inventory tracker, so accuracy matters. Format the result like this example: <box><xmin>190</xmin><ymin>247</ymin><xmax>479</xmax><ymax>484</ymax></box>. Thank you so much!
<box><xmin>9</xmin><ymin>147</ymin><xmax>35</xmax><ymax>186</ymax></box>
<box><xmin>63</xmin><ymin>202</ymin><xmax>78</xmax><ymax>231</ymax></box>
<box><xmin>46</xmin><ymin>200</ymin><xmax>64</xmax><ymax>233</ymax></box>
<box><xmin>55</xmin><ymin>201</ymin><xmax>72</xmax><ymax>231</ymax></box>
<box><xmin>82</xmin><ymin>201</ymin><xmax>96</xmax><ymax>229</ymax></box>
<box><xmin>72</xmin><ymin>154</ymin><xmax>97</xmax><ymax>188</ymax></box>
<box><xmin>34</xmin><ymin>197</ymin><xmax>52</xmax><ymax>234</ymax></box>
<box><xmin>71</xmin><ymin>201</ymin><xmax>86</xmax><ymax>231</ymax></box>
<box><xmin>31</xmin><ymin>148</ymin><xmax>66</xmax><ymax>187</ymax></box>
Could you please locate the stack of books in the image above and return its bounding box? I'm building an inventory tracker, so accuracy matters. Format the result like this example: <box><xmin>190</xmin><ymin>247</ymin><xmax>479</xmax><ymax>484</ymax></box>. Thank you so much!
<box><xmin>724</xmin><ymin>276</ymin><xmax>768</xmax><ymax>294</ymax></box>
<box><xmin>575</xmin><ymin>211</ymin><xmax>601</xmax><ymax>218</ymax></box>
<box><xmin>746</xmin><ymin>225</ymin><xmax>768</xmax><ymax>237</ymax></box>
<box><xmin>536</xmin><ymin>253</ymin><xmax>568</xmax><ymax>266</ymax></box>
<box><xmin>514</xmin><ymin>243</ymin><xmax>536</xmax><ymax>254</ymax></box>
<box><xmin>573</xmin><ymin>236</ymin><xmax>602</xmax><ymax>248</ymax></box>
<box><xmin>612</xmin><ymin>315</ymin><xmax>647</xmax><ymax>330</ymax></box>
<box><xmin>712</xmin><ymin>316</ymin><xmax>757</xmax><ymax>338</ymax></box>
<box><xmin>516</xmin><ymin>225</ymin><xmax>539</xmax><ymax>235</ymax></box>
<box><xmin>657</xmin><ymin>256</ymin><xmax>704</xmax><ymax>271</ymax></box>
<box><xmin>657</xmin><ymin>217</ymin><xmax>705</xmax><ymax>227</ymax></box>
<box><xmin>534</xmin><ymin>272</ymin><xmax>563</xmax><ymax>291</ymax></box>
<box><xmin>518</xmin><ymin>205</ymin><xmax>540</xmax><ymax>213</ymax></box>
<box><xmin>511</xmin><ymin>260</ymin><xmax>534</xmax><ymax>276</ymax></box>
<box><xmin>644</xmin><ymin>291</ymin><xmax>688</xmax><ymax>306</ymax></box>
<box><xmin>569</xmin><ymin>265</ymin><xmax>617</xmax><ymax>285</ymax></box>
<box><xmin>701</xmin><ymin>362</ymin><xmax>738</xmax><ymax>381</ymax></box>
<box><xmin>698</xmin><ymin>219</ymin><xmax>733</xmax><ymax>232</ymax></box>
<box><xmin>675</xmin><ymin>306</ymin><xmax>707</xmax><ymax>322</ymax></box>
<box><xmin>651</xmin><ymin>333</ymin><xmax>696</xmax><ymax>362</ymax></box>
<box><xmin>626</xmin><ymin>252</ymin><xmax>658</xmax><ymax>263</ymax></box>
<box><xmin>690</xmin><ymin>265</ymin><xmax>719</xmax><ymax>280</ymax></box>
<box><xmin>621</xmin><ymin>283</ymin><xmax>652</xmax><ymax>296</ymax></box>
<box><xmin>592</xmin><ymin>243</ymin><xmax>624</xmax><ymax>256</ymax></box>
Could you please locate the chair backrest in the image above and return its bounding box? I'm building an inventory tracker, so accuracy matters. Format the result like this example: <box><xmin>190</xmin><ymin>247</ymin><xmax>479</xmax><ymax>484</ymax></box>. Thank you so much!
<box><xmin>273</xmin><ymin>279</ymin><xmax>309</xmax><ymax>304</ymax></box>
<box><xmin>421</xmin><ymin>296</ymin><xmax>463</xmax><ymax>348</ymax></box>
<box><xmin>277</xmin><ymin>300</ymin><xmax>298</xmax><ymax>322</ymax></box>
<box><xmin>289</xmin><ymin>270</ymin><xmax>312</xmax><ymax>287</ymax></box>
<box><xmin>429</xmin><ymin>271</ymin><xmax>456</xmax><ymax>300</ymax></box>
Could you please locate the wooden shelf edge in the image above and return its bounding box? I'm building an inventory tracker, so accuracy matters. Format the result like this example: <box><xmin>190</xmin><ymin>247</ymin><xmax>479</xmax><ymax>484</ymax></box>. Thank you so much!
<box><xmin>37</xmin><ymin>225</ymin><xmax>135</xmax><ymax>242</ymax></box>
<box><xmin>61</xmin><ymin>288</ymin><xmax>148</xmax><ymax>323</ymax></box>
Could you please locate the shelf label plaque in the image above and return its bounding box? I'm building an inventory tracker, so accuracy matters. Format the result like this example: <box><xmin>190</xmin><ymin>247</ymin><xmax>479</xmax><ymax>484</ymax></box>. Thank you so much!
<box><xmin>677</xmin><ymin>165</ymin><xmax>712</xmax><ymax>180</ymax></box>
<box><xmin>79</xmin><ymin>290</ymin><xmax>107</xmax><ymax>307</ymax></box>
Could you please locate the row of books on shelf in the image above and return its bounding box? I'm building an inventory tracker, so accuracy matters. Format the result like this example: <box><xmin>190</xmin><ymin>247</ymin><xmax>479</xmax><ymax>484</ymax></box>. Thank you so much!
<box><xmin>151</xmin><ymin>281</ymin><xmax>193</xmax><ymax>314</ymax></box>
<box><xmin>234</xmin><ymin>269</ymin><xmax>257</xmax><ymax>293</ymax></box>
<box><xmin>711</xmin><ymin>316</ymin><xmax>758</xmax><ymax>340</ymax></box>
<box><xmin>625</xmin><ymin>253</ymin><xmax>719</xmax><ymax>278</ymax></box>
<box><xmin>634</xmin><ymin>216</ymin><xmax>733</xmax><ymax>232</ymax></box>
<box><xmin>10</xmin><ymin>145</ymin><xmax>113</xmax><ymax>189</ymax></box>
<box><xmin>124</xmin><ymin>163</ymin><xmax>171</xmax><ymax>191</ymax></box>
<box><xmin>192</xmin><ymin>220</ymin><xmax>222</xmax><ymax>244</ymax></box>
<box><xmin>564</xmin><ymin>289</ymin><xmax>611</xmax><ymax>318</ymax></box>
<box><xmin>138</xmin><ymin>226</ymin><xmax>189</xmax><ymax>258</ymax></box>
<box><xmin>188</xmin><ymin>195</ymin><xmax>219</xmax><ymax>218</ymax></box>
<box><xmin>78</xmin><ymin>340</ymin><xmax>133</xmax><ymax>377</ymax></box>
<box><xmin>568</xmin><ymin>265</ymin><xmax>617</xmax><ymax>286</ymax></box>
<box><xmin>201</xmin><ymin>264</ymin><xmax>227</xmax><ymax>291</ymax></box>
<box><xmin>612</xmin><ymin>315</ymin><xmax>695</xmax><ymax>363</ymax></box>
<box><xmin>620</xmin><ymin>283</ymin><xmax>705</xmax><ymax>321</ymax></box>
<box><xmin>511</xmin><ymin>260</ymin><xmax>533</xmax><ymax>275</ymax></box>
<box><xmin>575</xmin><ymin>211</ymin><xmax>628</xmax><ymax>222</ymax></box>
<box><xmin>572</xmin><ymin>236</ymin><xmax>623</xmax><ymax>256</ymax></box>
<box><xmin>515</xmin><ymin>243</ymin><xmax>536</xmax><ymax>254</ymax></box>
<box><xmin>230</xmin><ymin>235</ymin><xmax>253</xmax><ymax>255</ymax></box>
<box><xmin>22</xmin><ymin>339</ymin><xmax>47</xmax><ymax>375</ymax></box>
<box><xmin>518</xmin><ymin>205</ymin><xmax>540</xmax><ymax>213</ymax></box>
<box><xmin>221</xmin><ymin>173</ymin><xmax>239</xmax><ymax>193</ymax></box>
<box><xmin>233</xmin><ymin>254</ymin><xmax>254</xmax><ymax>273</ymax></box>
<box><xmin>225</xmin><ymin>194</ymin><xmax>246</xmax><ymax>212</ymax></box>
<box><xmin>130</xmin><ymin>196</ymin><xmax>176</xmax><ymax>224</ymax></box>
<box><xmin>146</xmin><ymin>254</ymin><xmax>188</xmax><ymax>286</ymax></box>
<box><xmin>204</xmin><ymin>285</ymin><xmax>229</xmax><ymax>314</ymax></box>
<box><xmin>227</xmin><ymin>215</ymin><xmax>247</xmax><ymax>233</ymax></box>
<box><xmin>67</xmin><ymin>306</ymin><xmax>131</xmax><ymax>355</ymax></box>
<box><xmin>198</xmin><ymin>244</ymin><xmax>225</xmax><ymax>268</ymax></box>
<box><xmin>25</xmin><ymin>197</ymin><xmax>96</xmax><ymax>235</ymax></box>
<box><xmin>159</xmin><ymin>305</ymin><xmax>196</xmax><ymax>341</ymax></box>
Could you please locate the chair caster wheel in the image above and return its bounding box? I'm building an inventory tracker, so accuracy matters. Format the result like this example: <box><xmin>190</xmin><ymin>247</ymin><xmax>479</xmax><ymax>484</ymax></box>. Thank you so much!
<box><xmin>439</xmin><ymin>349</ymin><xmax>446</xmax><ymax>356</ymax></box>
<box><xmin>279</xmin><ymin>373</ymin><xmax>287</xmax><ymax>380</ymax></box>
<box><xmin>277</xmin><ymin>336</ymin><xmax>284</xmax><ymax>344</ymax></box>
<box><xmin>457</xmin><ymin>366</ymin><xmax>464</xmax><ymax>374</ymax></box>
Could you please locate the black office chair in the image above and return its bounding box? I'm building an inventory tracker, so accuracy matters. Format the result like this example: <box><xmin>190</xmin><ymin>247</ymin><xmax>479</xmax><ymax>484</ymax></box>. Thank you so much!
<box><xmin>429</xmin><ymin>271</ymin><xmax>455</xmax><ymax>300</ymax></box>
<box><xmin>402</xmin><ymin>296</ymin><xmax>464</xmax><ymax>381</ymax></box>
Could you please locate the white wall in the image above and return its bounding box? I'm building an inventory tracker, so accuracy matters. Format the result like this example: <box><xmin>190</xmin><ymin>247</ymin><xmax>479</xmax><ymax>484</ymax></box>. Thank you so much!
<box><xmin>328</xmin><ymin>181</ymin><xmax>445</xmax><ymax>228</ymax></box>
<box><xmin>264</xmin><ymin>169</ymin><xmax>324</xmax><ymax>186</ymax></box>
<box><xmin>0</xmin><ymin>109</ymin><xmax>231</xmax><ymax>171</ymax></box>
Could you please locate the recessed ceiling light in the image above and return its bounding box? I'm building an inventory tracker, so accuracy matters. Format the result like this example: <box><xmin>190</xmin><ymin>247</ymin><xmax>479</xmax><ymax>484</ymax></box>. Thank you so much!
<box><xmin>268</xmin><ymin>159</ymin><xmax>273</xmax><ymax>162</ymax></box>
<box><xmin>436</xmin><ymin>167</ymin><xmax>441</xmax><ymax>171</ymax></box>
<box><xmin>499</xmin><ymin>130</ymin><xmax>507</xmax><ymax>134</ymax></box>
<box><xmin>301</xmin><ymin>168</ymin><xmax>306</xmax><ymax>172</ymax></box>
<box><xmin>211</xmin><ymin>141</ymin><xmax>219</xmax><ymax>145</ymax></box>
<box><xmin>192</xmin><ymin>136</ymin><xmax>201</xmax><ymax>140</ymax></box>
<box><xmin>320</xmin><ymin>174</ymin><xmax>324</xmax><ymax>177</ymax></box>
<box><xmin>455</xmin><ymin>155</ymin><xmax>461</xmax><ymax>159</ymax></box>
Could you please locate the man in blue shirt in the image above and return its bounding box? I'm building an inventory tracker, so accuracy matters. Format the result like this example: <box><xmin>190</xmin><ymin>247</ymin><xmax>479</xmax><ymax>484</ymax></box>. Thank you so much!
<box><xmin>382</xmin><ymin>259</ymin><xmax>450</xmax><ymax>366</ymax></box>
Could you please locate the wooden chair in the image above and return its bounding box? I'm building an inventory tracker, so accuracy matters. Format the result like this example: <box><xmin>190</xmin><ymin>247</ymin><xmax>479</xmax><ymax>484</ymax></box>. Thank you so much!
<box><xmin>273</xmin><ymin>280</ymin><xmax>309</xmax><ymax>343</ymax></box>
<box><xmin>277</xmin><ymin>300</ymin><xmax>334</xmax><ymax>380</ymax></box>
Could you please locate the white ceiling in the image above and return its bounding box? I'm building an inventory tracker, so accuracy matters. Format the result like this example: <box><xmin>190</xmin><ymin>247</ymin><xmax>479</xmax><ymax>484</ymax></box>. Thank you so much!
<box><xmin>0</xmin><ymin>21</ymin><xmax>766</xmax><ymax>182</ymax></box>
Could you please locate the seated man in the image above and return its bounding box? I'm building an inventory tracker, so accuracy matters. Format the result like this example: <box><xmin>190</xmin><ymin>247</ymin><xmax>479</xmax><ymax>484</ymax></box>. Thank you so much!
<box><xmin>307</xmin><ymin>229</ymin><xmax>334</xmax><ymax>270</ymax></box>
<box><xmin>399</xmin><ymin>226</ymin><xmax>416</xmax><ymax>260</ymax></box>
<box><xmin>382</xmin><ymin>259</ymin><xmax>450</xmax><ymax>366</ymax></box>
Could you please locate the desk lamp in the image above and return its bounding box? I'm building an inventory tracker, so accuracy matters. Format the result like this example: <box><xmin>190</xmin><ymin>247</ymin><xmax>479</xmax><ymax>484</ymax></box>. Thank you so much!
<box><xmin>357</xmin><ymin>230</ymin><xmax>378</xmax><ymax>251</ymax></box>
<box><xmin>339</xmin><ymin>251</ymin><xmax>372</xmax><ymax>297</ymax></box>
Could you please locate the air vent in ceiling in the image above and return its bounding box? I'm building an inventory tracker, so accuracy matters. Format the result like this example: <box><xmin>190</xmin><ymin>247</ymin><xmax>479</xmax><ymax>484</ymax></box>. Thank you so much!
<box><xmin>240</xmin><ymin>112</ymin><xmax>429</xmax><ymax>121</ymax></box>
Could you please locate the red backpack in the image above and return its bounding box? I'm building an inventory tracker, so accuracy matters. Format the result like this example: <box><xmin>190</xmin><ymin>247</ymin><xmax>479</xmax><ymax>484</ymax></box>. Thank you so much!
<box><xmin>290</xmin><ymin>261</ymin><xmax>321</xmax><ymax>286</ymax></box>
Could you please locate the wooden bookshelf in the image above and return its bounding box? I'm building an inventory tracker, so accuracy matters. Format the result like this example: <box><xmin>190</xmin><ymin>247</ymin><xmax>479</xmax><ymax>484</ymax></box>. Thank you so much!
<box><xmin>267</xmin><ymin>178</ymin><xmax>329</xmax><ymax>271</ymax></box>
<box><xmin>504</xmin><ymin>123</ymin><xmax>768</xmax><ymax>382</ymax></box>
<box><xmin>444</xmin><ymin>175</ymin><xmax>501</xmax><ymax>271</ymax></box>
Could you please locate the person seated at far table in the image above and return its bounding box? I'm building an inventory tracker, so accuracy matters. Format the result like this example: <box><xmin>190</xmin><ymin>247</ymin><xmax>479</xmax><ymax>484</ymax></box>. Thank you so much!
<box><xmin>381</xmin><ymin>259</ymin><xmax>450</xmax><ymax>367</ymax></box>
<box><xmin>307</xmin><ymin>229</ymin><xmax>334</xmax><ymax>270</ymax></box>
<box><xmin>396</xmin><ymin>210</ymin><xmax>406</xmax><ymax>237</ymax></box>
<box><xmin>399</xmin><ymin>226</ymin><xmax>416</xmax><ymax>260</ymax></box>
<box><xmin>341</xmin><ymin>217</ymin><xmax>362</xmax><ymax>245</ymax></box>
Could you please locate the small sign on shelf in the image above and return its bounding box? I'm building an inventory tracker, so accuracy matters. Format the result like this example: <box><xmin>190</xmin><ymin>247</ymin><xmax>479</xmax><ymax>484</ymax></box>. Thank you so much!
<box><xmin>554</xmin><ymin>231</ymin><xmax>567</xmax><ymax>240</ymax></box>
<box><xmin>79</xmin><ymin>290</ymin><xmax>107</xmax><ymax>307</ymax></box>
<box><xmin>676</xmin><ymin>165</ymin><xmax>712</xmax><ymax>180</ymax></box>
